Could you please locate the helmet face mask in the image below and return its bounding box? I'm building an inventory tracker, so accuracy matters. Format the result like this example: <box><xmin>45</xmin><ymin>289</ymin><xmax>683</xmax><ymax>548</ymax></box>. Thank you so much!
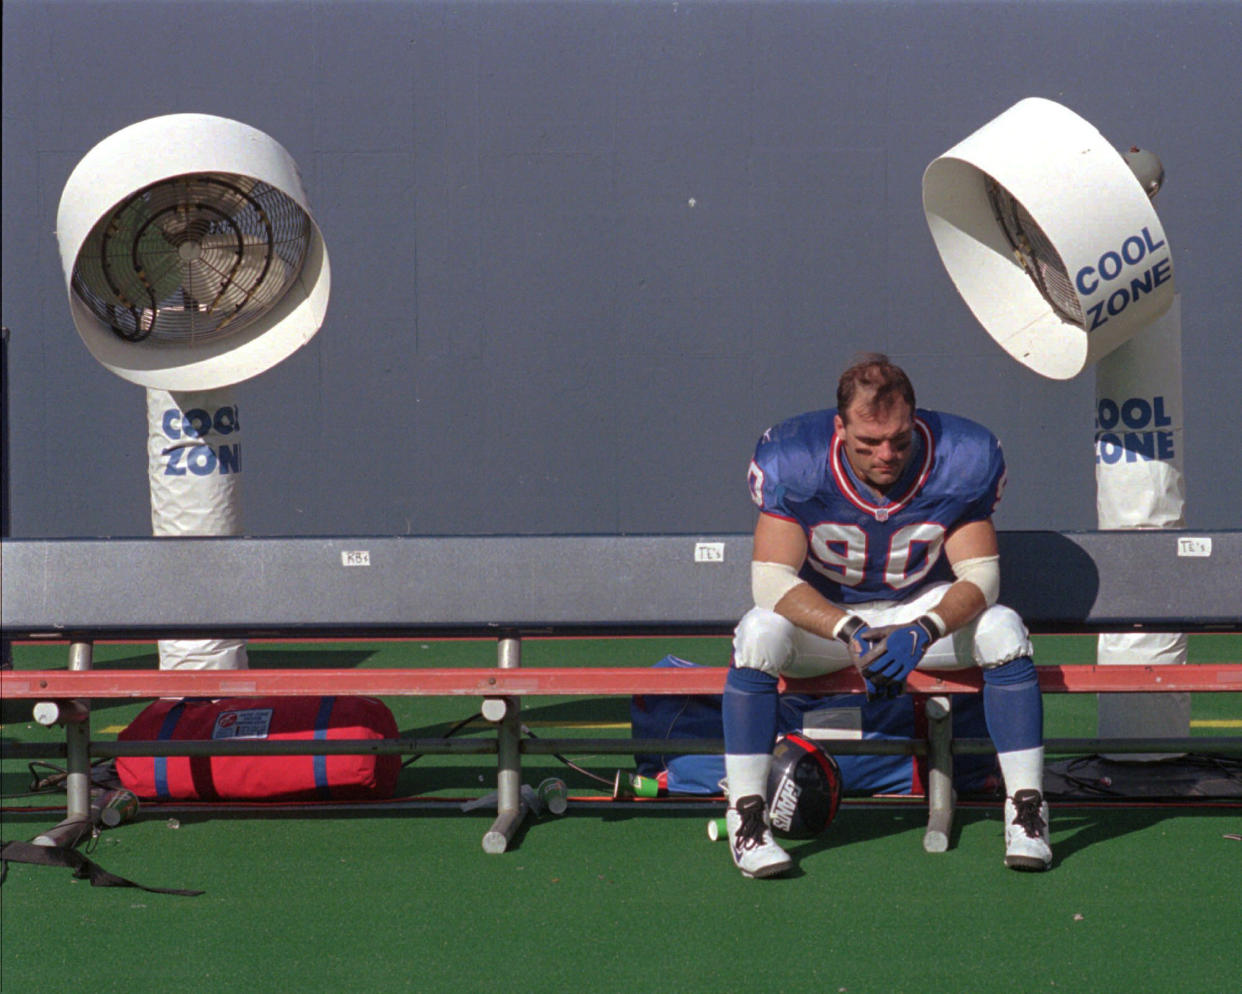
<box><xmin>766</xmin><ymin>733</ymin><xmax>843</xmax><ymax>839</ymax></box>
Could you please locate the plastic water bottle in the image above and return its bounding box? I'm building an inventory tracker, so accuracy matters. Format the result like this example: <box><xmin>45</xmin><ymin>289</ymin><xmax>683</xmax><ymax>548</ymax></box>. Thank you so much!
<box><xmin>536</xmin><ymin>777</ymin><xmax>568</xmax><ymax>815</ymax></box>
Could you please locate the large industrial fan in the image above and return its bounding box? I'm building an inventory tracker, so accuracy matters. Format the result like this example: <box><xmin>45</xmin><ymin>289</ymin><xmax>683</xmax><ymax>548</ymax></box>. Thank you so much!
<box><xmin>921</xmin><ymin>97</ymin><xmax>1174</xmax><ymax>381</ymax></box>
<box><xmin>36</xmin><ymin>114</ymin><xmax>331</xmax><ymax>847</ymax></box>
<box><xmin>922</xmin><ymin>97</ymin><xmax>1188</xmax><ymax>752</ymax></box>
<box><xmin>57</xmin><ymin>114</ymin><xmax>330</xmax><ymax>671</ymax></box>
<box><xmin>57</xmin><ymin>113</ymin><xmax>329</xmax><ymax>391</ymax></box>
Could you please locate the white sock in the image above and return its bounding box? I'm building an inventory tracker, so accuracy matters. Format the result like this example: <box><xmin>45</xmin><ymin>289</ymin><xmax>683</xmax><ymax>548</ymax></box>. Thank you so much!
<box><xmin>997</xmin><ymin>745</ymin><xmax>1045</xmax><ymax>797</ymax></box>
<box><xmin>725</xmin><ymin>753</ymin><xmax>771</xmax><ymax>804</ymax></box>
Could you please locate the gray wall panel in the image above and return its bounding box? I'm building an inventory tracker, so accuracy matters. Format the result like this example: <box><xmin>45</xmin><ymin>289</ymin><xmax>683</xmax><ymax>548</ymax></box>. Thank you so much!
<box><xmin>3</xmin><ymin>0</ymin><xmax>1239</xmax><ymax>538</ymax></box>
<box><xmin>5</xmin><ymin>532</ymin><xmax>1239</xmax><ymax>637</ymax></box>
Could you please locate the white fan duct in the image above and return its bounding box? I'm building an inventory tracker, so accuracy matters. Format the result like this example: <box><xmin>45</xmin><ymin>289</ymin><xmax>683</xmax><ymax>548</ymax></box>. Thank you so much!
<box><xmin>1094</xmin><ymin>297</ymin><xmax>1189</xmax><ymax>757</ymax></box>
<box><xmin>147</xmin><ymin>387</ymin><xmax>248</xmax><ymax>671</ymax></box>
<box><xmin>922</xmin><ymin>97</ymin><xmax>1187</xmax><ymax>753</ymax></box>
<box><xmin>57</xmin><ymin>114</ymin><xmax>330</xmax><ymax>671</ymax></box>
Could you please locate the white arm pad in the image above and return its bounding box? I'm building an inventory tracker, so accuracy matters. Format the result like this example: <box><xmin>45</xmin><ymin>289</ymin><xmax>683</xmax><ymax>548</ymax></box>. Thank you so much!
<box><xmin>751</xmin><ymin>560</ymin><xmax>807</xmax><ymax>611</ymax></box>
<box><xmin>951</xmin><ymin>554</ymin><xmax>1001</xmax><ymax>606</ymax></box>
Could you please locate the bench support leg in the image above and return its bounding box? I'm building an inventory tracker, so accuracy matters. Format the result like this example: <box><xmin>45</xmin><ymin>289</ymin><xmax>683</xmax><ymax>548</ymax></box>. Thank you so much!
<box><xmin>33</xmin><ymin>640</ymin><xmax>95</xmax><ymax>849</ymax></box>
<box><xmin>483</xmin><ymin>635</ymin><xmax>526</xmax><ymax>853</ymax></box>
<box><xmin>923</xmin><ymin>694</ymin><xmax>955</xmax><ymax>853</ymax></box>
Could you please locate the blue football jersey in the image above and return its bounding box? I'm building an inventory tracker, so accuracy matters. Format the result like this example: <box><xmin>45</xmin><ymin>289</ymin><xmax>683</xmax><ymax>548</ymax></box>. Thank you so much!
<box><xmin>747</xmin><ymin>408</ymin><xmax>1006</xmax><ymax>605</ymax></box>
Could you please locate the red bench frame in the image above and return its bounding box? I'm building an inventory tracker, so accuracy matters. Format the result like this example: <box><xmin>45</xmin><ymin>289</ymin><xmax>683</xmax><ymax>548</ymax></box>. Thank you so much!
<box><xmin>6</xmin><ymin>654</ymin><xmax>1241</xmax><ymax>853</ymax></box>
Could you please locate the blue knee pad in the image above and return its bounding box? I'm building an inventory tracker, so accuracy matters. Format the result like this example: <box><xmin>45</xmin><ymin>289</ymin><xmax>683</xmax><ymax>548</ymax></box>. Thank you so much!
<box><xmin>982</xmin><ymin>656</ymin><xmax>1042</xmax><ymax>753</ymax></box>
<box><xmin>723</xmin><ymin>664</ymin><xmax>779</xmax><ymax>756</ymax></box>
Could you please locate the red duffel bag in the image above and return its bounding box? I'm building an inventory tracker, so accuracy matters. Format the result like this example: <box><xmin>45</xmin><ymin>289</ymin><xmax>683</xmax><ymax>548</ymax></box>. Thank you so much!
<box><xmin>116</xmin><ymin>695</ymin><xmax>400</xmax><ymax>802</ymax></box>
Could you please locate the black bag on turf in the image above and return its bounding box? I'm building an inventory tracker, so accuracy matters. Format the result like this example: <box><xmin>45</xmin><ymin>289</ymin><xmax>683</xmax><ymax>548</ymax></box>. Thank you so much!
<box><xmin>631</xmin><ymin>655</ymin><xmax>1000</xmax><ymax>797</ymax></box>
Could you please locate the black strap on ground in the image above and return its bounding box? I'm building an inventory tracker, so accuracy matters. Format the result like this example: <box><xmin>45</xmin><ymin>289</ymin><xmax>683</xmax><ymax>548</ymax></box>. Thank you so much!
<box><xmin>0</xmin><ymin>840</ymin><xmax>203</xmax><ymax>896</ymax></box>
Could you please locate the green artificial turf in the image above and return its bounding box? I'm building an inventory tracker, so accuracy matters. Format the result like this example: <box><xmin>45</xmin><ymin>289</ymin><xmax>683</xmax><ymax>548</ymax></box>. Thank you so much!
<box><xmin>3</xmin><ymin>635</ymin><xmax>1240</xmax><ymax>993</ymax></box>
<box><xmin>3</xmin><ymin>802</ymin><xmax>1240</xmax><ymax>993</ymax></box>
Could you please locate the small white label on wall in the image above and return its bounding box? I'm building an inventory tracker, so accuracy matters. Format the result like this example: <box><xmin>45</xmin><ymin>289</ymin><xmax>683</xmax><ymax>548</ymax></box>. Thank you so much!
<box><xmin>1176</xmin><ymin>537</ymin><xmax>1212</xmax><ymax>558</ymax></box>
<box><xmin>694</xmin><ymin>542</ymin><xmax>726</xmax><ymax>563</ymax></box>
<box><xmin>341</xmin><ymin>550</ymin><xmax>371</xmax><ymax>567</ymax></box>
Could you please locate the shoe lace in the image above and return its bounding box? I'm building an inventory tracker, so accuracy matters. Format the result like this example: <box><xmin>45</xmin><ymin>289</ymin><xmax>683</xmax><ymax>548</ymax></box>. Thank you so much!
<box><xmin>1011</xmin><ymin>793</ymin><xmax>1046</xmax><ymax>838</ymax></box>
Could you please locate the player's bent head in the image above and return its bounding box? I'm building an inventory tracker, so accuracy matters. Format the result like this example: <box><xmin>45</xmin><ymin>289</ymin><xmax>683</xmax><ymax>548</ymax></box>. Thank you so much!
<box><xmin>837</xmin><ymin>352</ymin><xmax>916</xmax><ymax>424</ymax></box>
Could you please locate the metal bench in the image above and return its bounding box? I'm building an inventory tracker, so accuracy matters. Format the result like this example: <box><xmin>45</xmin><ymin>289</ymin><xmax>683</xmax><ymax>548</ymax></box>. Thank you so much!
<box><xmin>3</xmin><ymin>530</ymin><xmax>1240</xmax><ymax>851</ymax></box>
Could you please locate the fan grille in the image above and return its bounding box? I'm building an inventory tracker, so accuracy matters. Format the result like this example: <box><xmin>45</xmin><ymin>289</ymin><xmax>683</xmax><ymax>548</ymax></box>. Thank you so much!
<box><xmin>985</xmin><ymin>175</ymin><xmax>1083</xmax><ymax>328</ymax></box>
<box><xmin>70</xmin><ymin>173</ymin><xmax>312</xmax><ymax>346</ymax></box>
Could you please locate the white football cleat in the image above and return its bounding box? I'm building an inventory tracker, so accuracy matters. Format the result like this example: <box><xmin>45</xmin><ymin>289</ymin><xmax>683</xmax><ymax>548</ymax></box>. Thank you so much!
<box><xmin>1004</xmin><ymin>789</ymin><xmax>1052</xmax><ymax>871</ymax></box>
<box><xmin>727</xmin><ymin>795</ymin><xmax>793</xmax><ymax>879</ymax></box>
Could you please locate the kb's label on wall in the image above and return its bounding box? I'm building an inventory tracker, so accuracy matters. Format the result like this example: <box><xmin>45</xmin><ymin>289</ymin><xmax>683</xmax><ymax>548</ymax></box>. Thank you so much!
<box><xmin>159</xmin><ymin>403</ymin><xmax>242</xmax><ymax>477</ymax></box>
<box><xmin>1095</xmin><ymin>394</ymin><xmax>1175</xmax><ymax>464</ymax></box>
